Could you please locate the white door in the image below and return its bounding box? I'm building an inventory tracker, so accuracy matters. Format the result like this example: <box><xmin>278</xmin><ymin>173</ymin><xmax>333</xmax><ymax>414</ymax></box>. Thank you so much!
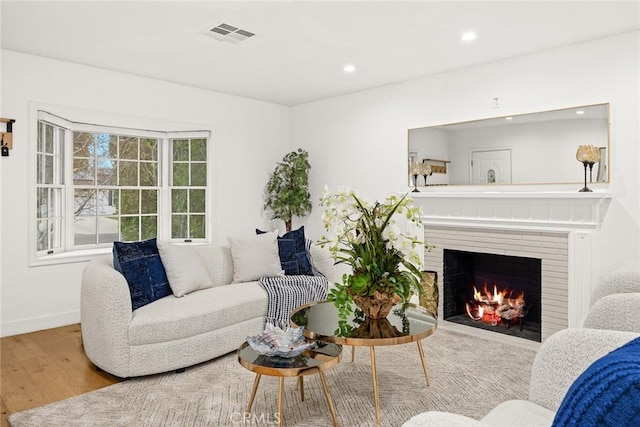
<box><xmin>471</xmin><ymin>149</ymin><xmax>512</xmax><ymax>184</ymax></box>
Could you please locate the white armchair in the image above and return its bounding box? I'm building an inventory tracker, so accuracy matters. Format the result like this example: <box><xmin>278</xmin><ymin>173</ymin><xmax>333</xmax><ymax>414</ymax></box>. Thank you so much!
<box><xmin>403</xmin><ymin>328</ymin><xmax>639</xmax><ymax>427</ymax></box>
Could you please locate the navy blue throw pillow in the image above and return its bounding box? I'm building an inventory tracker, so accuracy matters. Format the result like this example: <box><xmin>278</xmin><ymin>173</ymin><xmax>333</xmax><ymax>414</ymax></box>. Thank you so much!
<box><xmin>112</xmin><ymin>238</ymin><xmax>172</xmax><ymax>310</ymax></box>
<box><xmin>552</xmin><ymin>336</ymin><xmax>640</xmax><ymax>427</ymax></box>
<box><xmin>256</xmin><ymin>226</ymin><xmax>313</xmax><ymax>276</ymax></box>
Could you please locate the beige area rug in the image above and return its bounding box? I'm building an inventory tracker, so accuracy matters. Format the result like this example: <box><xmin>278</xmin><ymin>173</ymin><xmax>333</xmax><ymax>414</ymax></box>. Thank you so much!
<box><xmin>9</xmin><ymin>329</ymin><xmax>537</xmax><ymax>427</ymax></box>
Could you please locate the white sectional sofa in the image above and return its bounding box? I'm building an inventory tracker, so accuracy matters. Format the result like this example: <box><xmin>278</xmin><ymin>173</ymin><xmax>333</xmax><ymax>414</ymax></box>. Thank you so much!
<box><xmin>81</xmin><ymin>243</ymin><xmax>335</xmax><ymax>378</ymax></box>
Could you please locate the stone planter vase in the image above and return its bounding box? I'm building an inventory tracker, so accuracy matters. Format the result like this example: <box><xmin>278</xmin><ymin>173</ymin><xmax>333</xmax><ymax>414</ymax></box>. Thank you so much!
<box><xmin>353</xmin><ymin>291</ymin><xmax>402</xmax><ymax>319</ymax></box>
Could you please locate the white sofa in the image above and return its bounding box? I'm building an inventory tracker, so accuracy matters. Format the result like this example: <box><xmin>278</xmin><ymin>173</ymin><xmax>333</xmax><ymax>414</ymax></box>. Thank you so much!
<box><xmin>81</xmin><ymin>244</ymin><xmax>335</xmax><ymax>378</ymax></box>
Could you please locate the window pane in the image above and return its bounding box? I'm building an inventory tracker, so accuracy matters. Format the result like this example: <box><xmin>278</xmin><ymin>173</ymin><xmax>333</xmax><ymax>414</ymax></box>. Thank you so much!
<box><xmin>119</xmin><ymin>161</ymin><xmax>138</xmax><ymax>186</ymax></box>
<box><xmin>140</xmin><ymin>162</ymin><xmax>157</xmax><ymax>186</ymax></box>
<box><xmin>173</xmin><ymin>139</ymin><xmax>189</xmax><ymax>161</ymax></box>
<box><xmin>190</xmin><ymin>163</ymin><xmax>206</xmax><ymax>186</ymax></box>
<box><xmin>141</xmin><ymin>216</ymin><xmax>157</xmax><ymax>240</ymax></box>
<box><xmin>172</xmin><ymin>189</ymin><xmax>187</xmax><ymax>213</ymax></box>
<box><xmin>189</xmin><ymin>189</ymin><xmax>206</xmax><ymax>213</ymax></box>
<box><xmin>96</xmin><ymin>190</ymin><xmax>117</xmax><ymax>215</ymax></box>
<box><xmin>52</xmin><ymin>218</ymin><xmax>62</xmax><ymax>248</ymax></box>
<box><xmin>37</xmin><ymin>188</ymin><xmax>48</xmax><ymax>219</ymax></box>
<box><xmin>172</xmin><ymin>215</ymin><xmax>188</xmax><ymax>238</ymax></box>
<box><xmin>97</xmin><ymin>158</ymin><xmax>117</xmax><ymax>185</ymax></box>
<box><xmin>141</xmin><ymin>190</ymin><xmax>157</xmax><ymax>214</ymax></box>
<box><xmin>73</xmin><ymin>132</ymin><xmax>94</xmax><ymax>158</ymax></box>
<box><xmin>172</xmin><ymin>163</ymin><xmax>188</xmax><ymax>186</ymax></box>
<box><xmin>95</xmin><ymin>134</ymin><xmax>115</xmax><ymax>158</ymax></box>
<box><xmin>45</xmin><ymin>155</ymin><xmax>54</xmax><ymax>184</ymax></box>
<box><xmin>140</xmin><ymin>139</ymin><xmax>158</xmax><ymax>161</ymax></box>
<box><xmin>120</xmin><ymin>217</ymin><xmax>139</xmax><ymax>242</ymax></box>
<box><xmin>74</xmin><ymin>216</ymin><xmax>97</xmax><ymax>245</ymax></box>
<box><xmin>37</xmin><ymin>154</ymin><xmax>44</xmax><ymax>184</ymax></box>
<box><xmin>98</xmin><ymin>216</ymin><xmax>119</xmax><ymax>244</ymax></box>
<box><xmin>74</xmin><ymin>158</ymin><xmax>95</xmax><ymax>185</ymax></box>
<box><xmin>45</xmin><ymin>124</ymin><xmax>54</xmax><ymax>153</ymax></box>
<box><xmin>189</xmin><ymin>215</ymin><xmax>205</xmax><ymax>239</ymax></box>
<box><xmin>119</xmin><ymin>136</ymin><xmax>138</xmax><ymax>160</ymax></box>
<box><xmin>191</xmin><ymin>139</ymin><xmax>206</xmax><ymax>161</ymax></box>
<box><xmin>121</xmin><ymin>190</ymin><xmax>139</xmax><ymax>214</ymax></box>
<box><xmin>75</xmin><ymin>189</ymin><xmax>96</xmax><ymax>216</ymax></box>
<box><xmin>37</xmin><ymin>220</ymin><xmax>48</xmax><ymax>251</ymax></box>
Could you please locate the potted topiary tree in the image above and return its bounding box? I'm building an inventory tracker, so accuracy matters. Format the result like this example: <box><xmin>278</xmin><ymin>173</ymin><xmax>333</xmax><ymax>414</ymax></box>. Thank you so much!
<box><xmin>263</xmin><ymin>148</ymin><xmax>312</xmax><ymax>232</ymax></box>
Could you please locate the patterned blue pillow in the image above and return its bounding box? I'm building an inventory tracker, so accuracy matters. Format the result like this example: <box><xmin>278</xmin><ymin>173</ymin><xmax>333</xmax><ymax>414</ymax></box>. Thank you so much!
<box><xmin>553</xmin><ymin>336</ymin><xmax>640</xmax><ymax>427</ymax></box>
<box><xmin>112</xmin><ymin>238</ymin><xmax>172</xmax><ymax>310</ymax></box>
<box><xmin>256</xmin><ymin>226</ymin><xmax>313</xmax><ymax>276</ymax></box>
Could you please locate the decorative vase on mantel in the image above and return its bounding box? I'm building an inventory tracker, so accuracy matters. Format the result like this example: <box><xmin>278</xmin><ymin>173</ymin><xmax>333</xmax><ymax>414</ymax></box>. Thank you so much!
<box><xmin>353</xmin><ymin>291</ymin><xmax>402</xmax><ymax>319</ymax></box>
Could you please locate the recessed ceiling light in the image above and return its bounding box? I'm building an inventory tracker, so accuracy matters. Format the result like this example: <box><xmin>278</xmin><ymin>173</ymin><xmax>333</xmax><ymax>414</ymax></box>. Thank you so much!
<box><xmin>343</xmin><ymin>64</ymin><xmax>356</xmax><ymax>73</ymax></box>
<box><xmin>505</xmin><ymin>116</ymin><xmax>513</xmax><ymax>120</ymax></box>
<box><xmin>576</xmin><ymin>110</ymin><xmax>585</xmax><ymax>115</ymax></box>
<box><xmin>461</xmin><ymin>32</ymin><xmax>476</xmax><ymax>42</ymax></box>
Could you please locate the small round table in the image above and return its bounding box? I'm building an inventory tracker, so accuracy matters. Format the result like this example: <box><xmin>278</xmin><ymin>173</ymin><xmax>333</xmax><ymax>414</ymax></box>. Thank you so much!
<box><xmin>290</xmin><ymin>302</ymin><xmax>437</xmax><ymax>426</ymax></box>
<box><xmin>237</xmin><ymin>341</ymin><xmax>343</xmax><ymax>427</ymax></box>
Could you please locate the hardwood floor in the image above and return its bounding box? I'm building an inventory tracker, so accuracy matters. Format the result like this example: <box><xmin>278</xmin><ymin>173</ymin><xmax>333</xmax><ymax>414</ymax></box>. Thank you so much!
<box><xmin>1</xmin><ymin>324</ymin><xmax>121</xmax><ymax>426</ymax></box>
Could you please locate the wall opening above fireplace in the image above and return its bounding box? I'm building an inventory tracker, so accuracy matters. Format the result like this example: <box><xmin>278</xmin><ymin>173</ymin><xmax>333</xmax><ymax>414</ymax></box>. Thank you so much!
<box><xmin>443</xmin><ymin>249</ymin><xmax>542</xmax><ymax>342</ymax></box>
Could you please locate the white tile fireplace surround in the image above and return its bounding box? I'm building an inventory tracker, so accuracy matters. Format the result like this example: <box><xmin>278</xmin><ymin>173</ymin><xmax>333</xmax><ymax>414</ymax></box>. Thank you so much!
<box><xmin>413</xmin><ymin>191</ymin><xmax>611</xmax><ymax>342</ymax></box>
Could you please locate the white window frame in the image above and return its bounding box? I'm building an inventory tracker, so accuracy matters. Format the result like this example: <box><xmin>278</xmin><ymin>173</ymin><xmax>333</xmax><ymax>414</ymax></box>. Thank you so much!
<box><xmin>30</xmin><ymin>110</ymin><xmax>212</xmax><ymax>266</ymax></box>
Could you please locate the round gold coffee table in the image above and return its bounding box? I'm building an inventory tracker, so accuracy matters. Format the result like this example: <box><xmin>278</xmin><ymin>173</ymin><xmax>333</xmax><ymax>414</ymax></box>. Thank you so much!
<box><xmin>291</xmin><ymin>302</ymin><xmax>437</xmax><ymax>426</ymax></box>
<box><xmin>237</xmin><ymin>341</ymin><xmax>342</xmax><ymax>427</ymax></box>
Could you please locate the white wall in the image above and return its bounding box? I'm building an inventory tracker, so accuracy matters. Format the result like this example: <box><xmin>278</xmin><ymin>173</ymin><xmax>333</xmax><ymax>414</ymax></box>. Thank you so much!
<box><xmin>292</xmin><ymin>32</ymin><xmax>640</xmax><ymax>278</ymax></box>
<box><xmin>0</xmin><ymin>50</ymin><xmax>290</xmax><ymax>336</ymax></box>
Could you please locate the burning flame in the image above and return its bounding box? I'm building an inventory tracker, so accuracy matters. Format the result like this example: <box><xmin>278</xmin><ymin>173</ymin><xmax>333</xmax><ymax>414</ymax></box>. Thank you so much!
<box><xmin>465</xmin><ymin>283</ymin><xmax>525</xmax><ymax>326</ymax></box>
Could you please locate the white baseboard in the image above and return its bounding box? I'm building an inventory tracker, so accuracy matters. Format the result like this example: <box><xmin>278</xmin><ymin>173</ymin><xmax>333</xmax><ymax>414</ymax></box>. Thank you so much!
<box><xmin>1</xmin><ymin>310</ymin><xmax>80</xmax><ymax>337</ymax></box>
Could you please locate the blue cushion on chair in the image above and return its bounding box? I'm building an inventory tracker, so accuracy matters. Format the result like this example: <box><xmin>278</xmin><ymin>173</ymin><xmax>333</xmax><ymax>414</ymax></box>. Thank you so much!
<box><xmin>113</xmin><ymin>238</ymin><xmax>171</xmax><ymax>310</ymax></box>
<box><xmin>256</xmin><ymin>226</ymin><xmax>313</xmax><ymax>276</ymax></box>
<box><xmin>552</xmin><ymin>336</ymin><xmax>640</xmax><ymax>427</ymax></box>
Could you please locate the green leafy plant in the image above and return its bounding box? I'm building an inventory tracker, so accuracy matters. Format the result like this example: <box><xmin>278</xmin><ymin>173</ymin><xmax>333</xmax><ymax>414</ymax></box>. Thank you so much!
<box><xmin>318</xmin><ymin>187</ymin><xmax>427</xmax><ymax>321</ymax></box>
<box><xmin>264</xmin><ymin>149</ymin><xmax>312</xmax><ymax>232</ymax></box>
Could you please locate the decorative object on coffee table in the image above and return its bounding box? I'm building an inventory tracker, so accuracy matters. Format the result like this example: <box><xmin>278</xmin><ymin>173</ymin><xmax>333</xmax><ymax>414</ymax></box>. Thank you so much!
<box><xmin>318</xmin><ymin>187</ymin><xmax>426</xmax><ymax>323</ymax></box>
<box><xmin>238</xmin><ymin>340</ymin><xmax>342</xmax><ymax>427</ymax></box>
<box><xmin>247</xmin><ymin>324</ymin><xmax>313</xmax><ymax>358</ymax></box>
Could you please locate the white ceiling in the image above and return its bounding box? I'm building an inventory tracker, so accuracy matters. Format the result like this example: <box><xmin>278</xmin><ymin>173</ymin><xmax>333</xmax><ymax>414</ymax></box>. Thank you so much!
<box><xmin>2</xmin><ymin>1</ymin><xmax>639</xmax><ymax>106</ymax></box>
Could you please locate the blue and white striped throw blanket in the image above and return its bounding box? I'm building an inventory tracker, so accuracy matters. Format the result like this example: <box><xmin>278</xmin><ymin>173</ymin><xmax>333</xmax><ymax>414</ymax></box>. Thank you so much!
<box><xmin>258</xmin><ymin>275</ymin><xmax>328</xmax><ymax>329</ymax></box>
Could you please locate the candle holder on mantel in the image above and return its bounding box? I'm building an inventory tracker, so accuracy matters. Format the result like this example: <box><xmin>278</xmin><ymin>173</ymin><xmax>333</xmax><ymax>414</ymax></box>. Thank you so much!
<box><xmin>421</xmin><ymin>163</ymin><xmax>432</xmax><ymax>186</ymax></box>
<box><xmin>576</xmin><ymin>145</ymin><xmax>601</xmax><ymax>192</ymax></box>
<box><xmin>410</xmin><ymin>162</ymin><xmax>422</xmax><ymax>192</ymax></box>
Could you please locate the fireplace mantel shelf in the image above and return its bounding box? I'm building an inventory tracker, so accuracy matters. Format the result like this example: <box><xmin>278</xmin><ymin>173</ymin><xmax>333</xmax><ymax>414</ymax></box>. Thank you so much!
<box><xmin>410</xmin><ymin>190</ymin><xmax>611</xmax><ymax>231</ymax></box>
<box><xmin>410</xmin><ymin>190</ymin><xmax>611</xmax><ymax>199</ymax></box>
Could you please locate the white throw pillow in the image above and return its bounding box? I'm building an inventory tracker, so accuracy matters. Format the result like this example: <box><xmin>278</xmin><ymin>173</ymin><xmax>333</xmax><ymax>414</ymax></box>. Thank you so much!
<box><xmin>157</xmin><ymin>241</ymin><xmax>212</xmax><ymax>297</ymax></box>
<box><xmin>192</xmin><ymin>244</ymin><xmax>234</xmax><ymax>287</ymax></box>
<box><xmin>228</xmin><ymin>232</ymin><xmax>283</xmax><ymax>282</ymax></box>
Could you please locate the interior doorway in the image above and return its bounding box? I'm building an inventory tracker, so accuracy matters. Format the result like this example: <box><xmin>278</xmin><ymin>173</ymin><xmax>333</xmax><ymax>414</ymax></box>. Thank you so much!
<box><xmin>470</xmin><ymin>149</ymin><xmax>512</xmax><ymax>184</ymax></box>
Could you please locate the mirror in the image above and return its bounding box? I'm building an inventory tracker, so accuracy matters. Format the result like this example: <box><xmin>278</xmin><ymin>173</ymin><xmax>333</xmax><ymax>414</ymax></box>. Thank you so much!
<box><xmin>408</xmin><ymin>103</ymin><xmax>610</xmax><ymax>186</ymax></box>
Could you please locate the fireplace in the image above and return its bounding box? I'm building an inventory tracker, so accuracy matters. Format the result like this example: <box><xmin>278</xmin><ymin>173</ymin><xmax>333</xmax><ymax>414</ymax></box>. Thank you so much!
<box><xmin>443</xmin><ymin>249</ymin><xmax>542</xmax><ymax>342</ymax></box>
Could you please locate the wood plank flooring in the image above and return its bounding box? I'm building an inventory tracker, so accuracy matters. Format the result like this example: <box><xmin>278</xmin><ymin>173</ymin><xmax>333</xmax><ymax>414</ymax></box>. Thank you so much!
<box><xmin>1</xmin><ymin>324</ymin><xmax>121</xmax><ymax>426</ymax></box>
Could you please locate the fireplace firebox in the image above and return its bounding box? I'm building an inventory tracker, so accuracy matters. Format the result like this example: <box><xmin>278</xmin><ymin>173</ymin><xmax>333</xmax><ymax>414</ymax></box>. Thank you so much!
<box><xmin>443</xmin><ymin>249</ymin><xmax>542</xmax><ymax>342</ymax></box>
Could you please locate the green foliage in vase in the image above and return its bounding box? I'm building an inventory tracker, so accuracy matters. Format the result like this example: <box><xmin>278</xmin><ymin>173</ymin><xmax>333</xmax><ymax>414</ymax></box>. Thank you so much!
<box><xmin>263</xmin><ymin>149</ymin><xmax>312</xmax><ymax>232</ymax></box>
<box><xmin>318</xmin><ymin>187</ymin><xmax>428</xmax><ymax>320</ymax></box>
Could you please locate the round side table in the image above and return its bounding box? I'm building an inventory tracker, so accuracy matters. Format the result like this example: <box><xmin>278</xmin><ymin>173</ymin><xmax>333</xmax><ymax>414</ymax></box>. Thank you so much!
<box><xmin>237</xmin><ymin>341</ymin><xmax>342</xmax><ymax>427</ymax></box>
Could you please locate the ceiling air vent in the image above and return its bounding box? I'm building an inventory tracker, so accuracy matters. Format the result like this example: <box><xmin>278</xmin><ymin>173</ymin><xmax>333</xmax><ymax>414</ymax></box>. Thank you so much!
<box><xmin>205</xmin><ymin>23</ymin><xmax>255</xmax><ymax>44</ymax></box>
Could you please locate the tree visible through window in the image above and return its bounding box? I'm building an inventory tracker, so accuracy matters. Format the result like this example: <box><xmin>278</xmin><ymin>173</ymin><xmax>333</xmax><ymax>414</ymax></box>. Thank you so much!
<box><xmin>34</xmin><ymin>112</ymin><xmax>210</xmax><ymax>258</ymax></box>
